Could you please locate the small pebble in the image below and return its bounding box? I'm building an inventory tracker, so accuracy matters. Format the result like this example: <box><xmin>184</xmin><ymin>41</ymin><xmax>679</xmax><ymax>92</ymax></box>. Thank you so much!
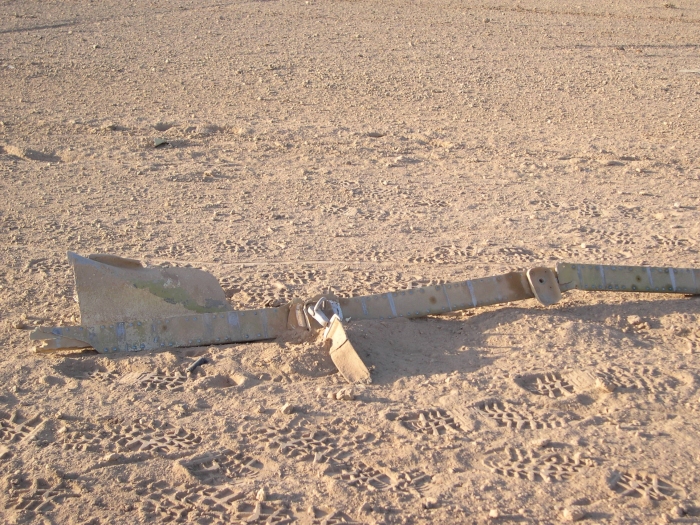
<box><xmin>488</xmin><ymin>508</ymin><xmax>500</xmax><ymax>518</ymax></box>
<box><xmin>279</xmin><ymin>402</ymin><xmax>294</xmax><ymax>415</ymax></box>
<box><xmin>562</xmin><ymin>507</ymin><xmax>586</xmax><ymax>522</ymax></box>
<box><xmin>627</xmin><ymin>315</ymin><xmax>642</xmax><ymax>326</ymax></box>
<box><xmin>670</xmin><ymin>505</ymin><xmax>686</xmax><ymax>518</ymax></box>
<box><xmin>423</xmin><ymin>497</ymin><xmax>438</xmax><ymax>509</ymax></box>
<box><xmin>102</xmin><ymin>453</ymin><xmax>120</xmax><ymax>463</ymax></box>
<box><xmin>335</xmin><ymin>387</ymin><xmax>355</xmax><ymax>401</ymax></box>
<box><xmin>256</xmin><ymin>487</ymin><xmax>267</xmax><ymax>501</ymax></box>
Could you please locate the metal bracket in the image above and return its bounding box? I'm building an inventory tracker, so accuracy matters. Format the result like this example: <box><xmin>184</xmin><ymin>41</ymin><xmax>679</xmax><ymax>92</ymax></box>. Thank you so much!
<box><xmin>304</xmin><ymin>297</ymin><xmax>343</xmax><ymax>329</ymax></box>
<box><xmin>324</xmin><ymin>315</ymin><xmax>371</xmax><ymax>384</ymax></box>
<box><xmin>526</xmin><ymin>267</ymin><xmax>562</xmax><ymax>306</ymax></box>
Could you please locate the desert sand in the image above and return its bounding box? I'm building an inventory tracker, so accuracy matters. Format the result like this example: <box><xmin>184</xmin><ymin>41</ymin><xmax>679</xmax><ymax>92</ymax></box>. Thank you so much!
<box><xmin>1</xmin><ymin>0</ymin><xmax>700</xmax><ymax>523</ymax></box>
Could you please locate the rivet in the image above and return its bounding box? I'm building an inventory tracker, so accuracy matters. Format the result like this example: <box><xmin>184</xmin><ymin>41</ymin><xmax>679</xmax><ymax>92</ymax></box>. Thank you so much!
<box><xmin>169</xmin><ymin>342</ymin><xmax>174</xmax><ymax>347</ymax></box>
<box><xmin>109</xmin><ymin>325</ymin><xmax>114</xmax><ymax>329</ymax></box>
<box><xmin>138</xmin><ymin>322</ymin><xmax>142</xmax><ymax>326</ymax></box>
<box><xmin>257</xmin><ymin>333</ymin><xmax>261</xmax><ymax>337</ymax></box>
<box><xmin>197</xmin><ymin>339</ymin><xmax>201</xmax><ymax>343</ymax></box>
<box><xmin>101</xmin><ymin>325</ymin><xmax>105</xmax><ymax>329</ymax></box>
<box><xmin>245</xmin><ymin>334</ymin><xmax>250</xmax><ymax>339</ymax></box>
<box><xmin>104</xmin><ymin>348</ymin><xmax>108</xmax><ymax>352</ymax></box>
<box><xmin>140</xmin><ymin>343</ymin><xmax>145</xmax><ymax>349</ymax></box>
<box><xmin>112</xmin><ymin>347</ymin><xmax>117</xmax><ymax>351</ymax></box>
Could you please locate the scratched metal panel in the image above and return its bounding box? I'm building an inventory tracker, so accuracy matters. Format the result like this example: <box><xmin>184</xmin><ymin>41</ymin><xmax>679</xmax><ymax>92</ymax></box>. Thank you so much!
<box><xmin>32</xmin><ymin>307</ymin><xmax>288</xmax><ymax>354</ymax></box>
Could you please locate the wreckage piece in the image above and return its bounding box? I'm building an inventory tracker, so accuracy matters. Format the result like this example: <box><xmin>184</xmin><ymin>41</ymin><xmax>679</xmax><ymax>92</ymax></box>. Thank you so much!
<box><xmin>324</xmin><ymin>315</ymin><xmax>371</xmax><ymax>384</ymax></box>
<box><xmin>68</xmin><ymin>251</ymin><xmax>232</xmax><ymax>326</ymax></box>
<box><xmin>31</xmin><ymin>307</ymin><xmax>289</xmax><ymax>353</ymax></box>
<box><xmin>334</xmin><ymin>269</ymin><xmax>536</xmax><ymax>322</ymax></box>
<box><xmin>333</xmin><ymin>263</ymin><xmax>699</xmax><ymax>322</ymax></box>
<box><xmin>556</xmin><ymin>263</ymin><xmax>698</xmax><ymax>294</ymax></box>
<box><xmin>29</xmin><ymin>253</ymin><xmax>699</xmax><ymax>363</ymax></box>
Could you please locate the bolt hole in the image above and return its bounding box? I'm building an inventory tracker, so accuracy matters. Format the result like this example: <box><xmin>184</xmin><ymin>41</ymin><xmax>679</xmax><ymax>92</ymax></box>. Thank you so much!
<box><xmin>539</xmin><ymin>278</ymin><xmax>545</xmax><ymax>283</ymax></box>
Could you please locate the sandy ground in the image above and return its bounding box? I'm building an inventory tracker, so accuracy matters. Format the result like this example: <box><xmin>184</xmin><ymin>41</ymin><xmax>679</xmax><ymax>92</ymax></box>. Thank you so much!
<box><xmin>1</xmin><ymin>0</ymin><xmax>700</xmax><ymax>523</ymax></box>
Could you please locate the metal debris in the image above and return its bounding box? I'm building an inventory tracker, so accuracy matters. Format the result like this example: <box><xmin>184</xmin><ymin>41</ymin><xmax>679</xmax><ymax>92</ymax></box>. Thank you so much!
<box><xmin>186</xmin><ymin>357</ymin><xmax>209</xmax><ymax>374</ymax></box>
<box><xmin>29</xmin><ymin>253</ymin><xmax>700</xmax><ymax>384</ymax></box>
